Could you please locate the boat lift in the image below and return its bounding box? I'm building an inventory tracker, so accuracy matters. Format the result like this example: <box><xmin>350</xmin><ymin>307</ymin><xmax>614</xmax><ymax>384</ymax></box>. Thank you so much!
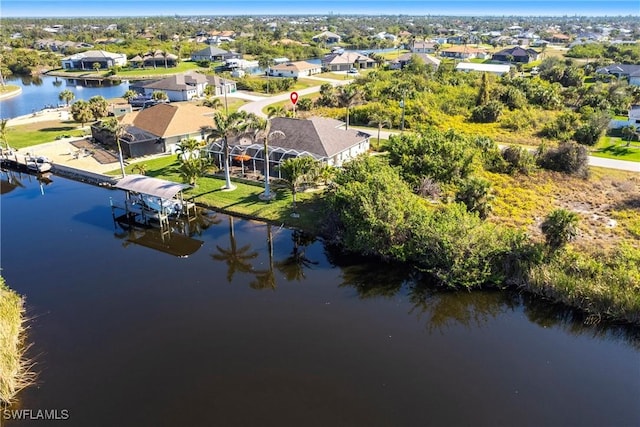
<box><xmin>110</xmin><ymin>174</ymin><xmax>197</xmax><ymax>238</ymax></box>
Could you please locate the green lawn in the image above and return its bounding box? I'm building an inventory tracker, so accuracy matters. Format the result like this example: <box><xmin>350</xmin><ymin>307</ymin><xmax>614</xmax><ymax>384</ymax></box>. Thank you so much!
<box><xmin>5</xmin><ymin>121</ymin><xmax>86</xmax><ymax>149</ymax></box>
<box><xmin>107</xmin><ymin>155</ymin><xmax>326</xmax><ymax>233</ymax></box>
<box><xmin>50</xmin><ymin>61</ymin><xmax>208</xmax><ymax>79</ymax></box>
<box><xmin>592</xmin><ymin>135</ymin><xmax>640</xmax><ymax>162</ymax></box>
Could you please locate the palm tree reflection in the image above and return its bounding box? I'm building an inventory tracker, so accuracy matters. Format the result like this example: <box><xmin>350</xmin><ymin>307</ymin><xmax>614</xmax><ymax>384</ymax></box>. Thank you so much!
<box><xmin>249</xmin><ymin>224</ymin><xmax>277</xmax><ymax>290</ymax></box>
<box><xmin>275</xmin><ymin>230</ymin><xmax>318</xmax><ymax>282</ymax></box>
<box><xmin>211</xmin><ymin>216</ymin><xmax>258</xmax><ymax>282</ymax></box>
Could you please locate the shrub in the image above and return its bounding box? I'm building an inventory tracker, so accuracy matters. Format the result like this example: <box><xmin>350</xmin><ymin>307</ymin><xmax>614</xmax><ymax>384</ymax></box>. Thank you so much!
<box><xmin>501</xmin><ymin>146</ymin><xmax>536</xmax><ymax>175</ymax></box>
<box><xmin>541</xmin><ymin>208</ymin><xmax>580</xmax><ymax>251</ymax></box>
<box><xmin>537</xmin><ymin>141</ymin><xmax>589</xmax><ymax>178</ymax></box>
<box><xmin>470</xmin><ymin>100</ymin><xmax>503</xmax><ymax>123</ymax></box>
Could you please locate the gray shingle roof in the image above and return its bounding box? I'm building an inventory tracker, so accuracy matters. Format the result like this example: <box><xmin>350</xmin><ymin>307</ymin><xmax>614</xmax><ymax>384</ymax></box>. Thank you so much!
<box><xmin>268</xmin><ymin>117</ymin><xmax>370</xmax><ymax>158</ymax></box>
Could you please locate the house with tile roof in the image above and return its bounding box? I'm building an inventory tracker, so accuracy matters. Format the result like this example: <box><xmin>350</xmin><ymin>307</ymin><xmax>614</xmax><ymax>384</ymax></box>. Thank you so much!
<box><xmin>439</xmin><ymin>46</ymin><xmax>489</xmax><ymax>60</ymax></box>
<box><xmin>206</xmin><ymin>117</ymin><xmax>371</xmax><ymax>176</ymax></box>
<box><xmin>322</xmin><ymin>51</ymin><xmax>376</xmax><ymax>72</ymax></box>
<box><xmin>129</xmin><ymin>73</ymin><xmax>237</xmax><ymax>102</ymax></box>
<box><xmin>409</xmin><ymin>41</ymin><xmax>438</xmax><ymax>54</ymax></box>
<box><xmin>491</xmin><ymin>46</ymin><xmax>539</xmax><ymax>63</ymax></box>
<box><xmin>61</xmin><ymin>50</ymin><xmax>127</xmax><ymax>70</ymax></box>
<box><xmin>91</xmin><ymin>103</ymin><xmax>216</xmax><ymax>158</ymax></box>
<box><xmin>190</xmin><ymin>46</ymin><xmax>238</xmax><ymax>62</ymax></box>
<box><xmin>312</xmin><ymin>31</ymin><xmax>342</xmax><ymax>44</ymax></box>
<box><xmin>268</xmin><ymin>61</ymin><xmax>322</xmax><ymax>78</ymax></box>
<box><xmin>390</xmin><ymin>52</ymin><xmax>440</xmax><ymax>70</ymax></box>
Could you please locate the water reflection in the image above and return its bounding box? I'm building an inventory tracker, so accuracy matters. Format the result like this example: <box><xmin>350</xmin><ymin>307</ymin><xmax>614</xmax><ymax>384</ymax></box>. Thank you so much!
<box><xmin>249</xmin><ymin>224</ymin><xmax>276</xmax><ymax>290</ymax></box>
<box><xmin>211</xmin><ymin>216</ymin><xmax>258</xmax><ymax>282</ymax></box>
<box><xmin>274</xmin><ymin>230</ymin><xmax>318</xmax><ymax>282</ymax></box>
<box><xmin>331</xmin><ymin>254</ymin><xmax>640</xmax><ymax>347</ymax></box>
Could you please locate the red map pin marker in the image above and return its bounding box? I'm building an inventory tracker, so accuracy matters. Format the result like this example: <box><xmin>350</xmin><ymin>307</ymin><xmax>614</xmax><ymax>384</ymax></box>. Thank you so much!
<box><xmin>290</xmin><ymin>91</ymin><xmax>299</xmax><ymax>105</ymax></box>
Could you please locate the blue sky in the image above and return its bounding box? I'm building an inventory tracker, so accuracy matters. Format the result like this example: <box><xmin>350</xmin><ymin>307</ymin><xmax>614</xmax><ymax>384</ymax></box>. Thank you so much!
<box><xmin>2</xmin><ymin>0</ymin><xmax>638</xmax><ymax>17</ymax></box>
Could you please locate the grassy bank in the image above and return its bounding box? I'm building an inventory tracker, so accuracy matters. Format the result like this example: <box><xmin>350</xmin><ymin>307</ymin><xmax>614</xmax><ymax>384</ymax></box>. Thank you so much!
<box><xmin>0</xmin><ymin>277</ymin><xmax>33</xmax><ymax>405</ymax></box>
<box><xmin>108</xmin><ymin>155</ymin><xmax>326</xmax><ymax>233</ymax></box>
<box><xmin>5</xmin><ymin>120</ymin><xmax>86</xmax><ymax>149</ymax></box>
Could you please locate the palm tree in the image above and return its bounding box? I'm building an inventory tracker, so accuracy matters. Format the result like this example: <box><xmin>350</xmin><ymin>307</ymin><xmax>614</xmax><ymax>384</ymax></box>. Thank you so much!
<box><xmin>208</xmin><ymin>111</ymin><xmax>254</xmax><ymax>190</ymax></box>
<box><xmin>211</xmin><ymin>216</ymin><xmax>258</xmax><ymax>282</ymax></box>
<box><xmin>251</xmin><ymin>118</ymin><xmax>286</xmax><ymax>200</ymax></box>
<box><xmin>278</xmin><ymin>156</ymin><xmax>318</xmax><ymax>217</ymax></box>
<box><xmin>92</xmin><ymin>62</ymin><xmax>101</xmax><ymax>74</ymax></box>
<box><xmin>367</xmin><ymin>109</ymin><xmax>391</xmax><ymax>148</ymax></box>
<box><xmin>541</xmin><ymin>208</ymin><xmax>580</xmax><ymax>251</ymax></box>
<box><xmin>267</xmin><ymin>105</ymin><xmax>287</xmax><ymax>118</ymax></box>
<box><xmin>621</xmin><ymin>125</ymin><xmax>638</xmax><ymax>148</ymax></box>
<box><xmin>131</xmin><ymin>163</ymin><xmax>148</xmax><ymax>175</ymax></box>
<box><xmin>258</xmin><ymin>55</ymin><xmax>273</xmax><ymax>94</ymax></box>
<box><xmin>58</xmin><ymin>89</ymin><xmax>75</xmax><ymax>107</ymax></box>
<box><xmin>336</xmin><ymin>85</ymin><xmax>362</xmax><ymax>130</ymax></box>
<box><xmin>123</xmin><ymin>90</ymin><xmax>137</xmax><ymax>103</ymax></box>
<box><xmin>102</xmin><ymin>117</ymin><xmax>128</xmax><ymax>178</ymax></box>
<box><xmin>202</xmin><ymin>96</ymin><xmax>222</xmax><ymax>110</ymax></box>
<box><xmin>0</xmin><ymin>119</ymin><xmax>9</xmax><ymax>150</ymax></box>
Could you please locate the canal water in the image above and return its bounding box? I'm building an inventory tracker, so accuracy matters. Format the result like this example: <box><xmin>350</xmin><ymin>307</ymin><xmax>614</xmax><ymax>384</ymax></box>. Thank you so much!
<box><xmin>0</xmin><ymin>75</ymin><xmax>129</xmax><ymax>120</ymax></box>
<box><xmin>1</xmin><ymin>173</ymin><xmax>639</xmax><ymax>426</ymax></box>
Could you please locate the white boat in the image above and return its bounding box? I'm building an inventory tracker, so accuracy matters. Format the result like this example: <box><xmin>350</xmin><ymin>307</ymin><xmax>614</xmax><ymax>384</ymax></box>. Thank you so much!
<box><xmin>136</xmin><ymin>194</ymin><xmax>183</xmax><ymax>216</ymax></box>
<box><xmin>26</xmin><ymin>156</ymin><xmax>52</xmax><ymax>173</ymax></box>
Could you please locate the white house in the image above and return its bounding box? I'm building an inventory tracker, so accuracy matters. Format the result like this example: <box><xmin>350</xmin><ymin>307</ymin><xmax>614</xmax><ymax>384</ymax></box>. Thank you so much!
<box><xmin>455</xmin><ymin>62</ymin><xmax>511</xmax><ymax>76</ymax></box>
<box><xmin>129</xmin><ymin>73</ymin><xmax>236</xmax><ymax>102</ymax></box>
<box><xmin>268</xmin><ymin>61</ymin><xmax>322</xmax><ymax>78</ymax></box>
<box><xmin>61</xmin><ymin>50</ymin><xmax>127</xmax><ymax>70</ymax></box>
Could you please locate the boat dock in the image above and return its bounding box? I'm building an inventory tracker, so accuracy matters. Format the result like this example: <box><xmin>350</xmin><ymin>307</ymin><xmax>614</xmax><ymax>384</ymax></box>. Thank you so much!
<box><xmin>1</xmin><ymin>149</ymin><xmax>52</xmax><ymax>173</ymax></box>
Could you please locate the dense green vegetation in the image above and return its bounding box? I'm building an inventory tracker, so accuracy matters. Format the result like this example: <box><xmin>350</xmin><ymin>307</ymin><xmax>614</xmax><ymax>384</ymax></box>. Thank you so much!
<box><xmin>0</xmin><ymin>277</ymin><xmax>33</xmax><ymax>405</ymax></box>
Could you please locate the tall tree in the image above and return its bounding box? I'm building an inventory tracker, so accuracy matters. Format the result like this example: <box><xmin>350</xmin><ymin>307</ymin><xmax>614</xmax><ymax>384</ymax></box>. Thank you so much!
<box><xmin>252</xmin><ymin>117</ymin><xmax>285</xmax><ymax>200</ymax></box>
<box><xmin>367</xmin><ymin>109</ymin><xmax>392</xmax><ymax>149</ymax></box>
<box><xmin>70</xmin><ymin>100</ymin><xmax>93</xmax><ymax>128</ymax></box>
<box><xmin>208</xmin><ymin>111</ymin><xmax>255</xmax><ymax>190</ymax></box>
<box><xmin>278</xmin><ymin>156</ymin><xmax>318</xmax><ymax>216</ymax></box>
<box><xmin>0</xmin><ymin>119</ymin><xmax>9</xmax><ymax>150</ymax></box>
<box><xmin>58</xmin><ymin>89</ymin><xmax>75</xmax><ymax>107</ymax></box>
<box><xmin>337</xmin><ymin>85</ymin><xmax>363</xmax><ymax>130</ymax></box>
<box><xmin>258</xmin><ymin>55</ymin><xmax>273</xmax><ymax>94</ymax></box>
<box><xmin>102</xmin><ymin>117</ymin><xmax>128</xmax><ymax>178</ymax></box>
<box><xmin>476</xmin><ymin>72</ymin><xmax>490</xmax><ymax>106</ymax></box>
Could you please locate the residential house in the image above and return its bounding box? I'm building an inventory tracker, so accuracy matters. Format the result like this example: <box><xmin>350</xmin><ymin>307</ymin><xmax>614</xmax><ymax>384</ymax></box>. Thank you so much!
<box><xmin>268</xmin><ymin>61</ymin><xmax>322</xmax><ymax>78</ymax></box>
<box><xmin>312</xmin><ymin>31</ymin><xmax>342</xmax><ymax>44</ymax></box>
<box><xmin>492</xmin><ymin>46</ymin><xmax>539</xmax><ymax>63</ymax></box>
<box><xmin>390</xmin><ymin>53</ymin><xmax>440</xmax><ymax>70</ymax></box>
<box><xmin>128</xmin><ymin>50</ymin><xmax>179</xmax><ymax>68</ymax></box>
<box><xmin>409</xmin><ymin>41</ymin><xmax>437</xmax><ymax>54</ymax></box>
<box><xmin>129</xmin><ymin>73</ymin><xmax>237</xmax><ymax>101</ymax></box>
<box><xmin>206</xmin><ymin>117</ymin><xmax>371</xmax><ymax>175</ymax></box>
<box><xmin>322</xmin><ymin>51</ymin><xmax>376</xmax><ymax>71</ymax></box>
<box><xmin>190</xmin><ymin>46</ymin><xmax>238</xmax><ymax>62</ymax></box>
<box><xmin>628</xmin><ymin>105</ymin><xmax>640</xmax><ymax>125</ymax></box>
<box><xmin>92</xmin><ymin>103</ymin><xmax>217</xmax><ymax>158</ymax></box>
<box><xmin>549</xmin><ymin>33</ymin><xmax>571</xmax><ymax>44</ymax></box>
<box><xmin>440</xmin><ymin>45</ymin><xmax>489</xmax><ymax>60</ymax></box>
<box><xmin>455</xmin><ymin>62</ymin><xmax>511</xmax><ymax>76</ymax></box>
<box><xmin>596</xmin><ymin>64</ymin><xmax>640</xmax><ymax>86</ymax></box>
<box><xmin>61</xmin><ymin>50</ymin><xmax>127</xmax><ymax>70</ymax></box>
